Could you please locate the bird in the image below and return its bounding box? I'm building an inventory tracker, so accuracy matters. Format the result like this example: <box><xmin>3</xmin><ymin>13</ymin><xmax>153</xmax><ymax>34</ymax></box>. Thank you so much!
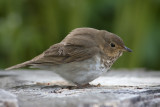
<box><xmin>6</xmin><ymin>28</ymin><xmax>132</xmax><ymax>86</ymax></box>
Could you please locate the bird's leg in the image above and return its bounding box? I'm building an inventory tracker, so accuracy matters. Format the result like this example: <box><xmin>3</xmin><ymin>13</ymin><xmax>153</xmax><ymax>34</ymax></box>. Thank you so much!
<box><xmin>67</xmin><ymin>83</ymin><xmax>102</xmax><ymax>89</ymax></box>
<box><xmin>76</xmin><ymin>83</ymin><xmax>102</xmax><ymax>89</ymax></box>
<box><xmin>96</xmin><ymin>83</ymin><xmax>101</xmax><ymax>87</ymax></box>
<box><xmin>78</xmin><ymin>83</ymin><xmax>91</xmax><ymax>88</ymax></box>
<box><xmin>77</xmin><ymin>83</ymin><xmax>101</xmax><ymax>88</ymax></box>
<box><xmin>66</xmin><ymin>83</ymin><xmax>90</xmax><ymax>89</ymax></box>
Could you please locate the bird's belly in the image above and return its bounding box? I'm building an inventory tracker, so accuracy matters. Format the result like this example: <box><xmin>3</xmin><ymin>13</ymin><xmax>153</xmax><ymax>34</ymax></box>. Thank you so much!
<box><xmin>51</xmin><ymin>55</ymin><xmax>109</xmax><ymax>85</ymax></box>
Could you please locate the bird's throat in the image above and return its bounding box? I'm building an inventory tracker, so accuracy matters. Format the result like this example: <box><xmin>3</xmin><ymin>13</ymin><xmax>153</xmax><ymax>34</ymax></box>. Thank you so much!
<box><xmin>101</xmin><ymin>51</ymin><xmax>122</xmax><ymax>68</ymax></box>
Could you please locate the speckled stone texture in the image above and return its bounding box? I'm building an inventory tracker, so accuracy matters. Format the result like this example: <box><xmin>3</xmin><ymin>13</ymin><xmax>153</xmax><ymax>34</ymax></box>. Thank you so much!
<box><xmin>0</xmin><ymin>89</ymin><xmax>18</xmax><ymax>107</ymax></box>
<box><xmin>0</xmin><ymin>69</ymin><xmax>160</xmax><ymax>107</ymax></box>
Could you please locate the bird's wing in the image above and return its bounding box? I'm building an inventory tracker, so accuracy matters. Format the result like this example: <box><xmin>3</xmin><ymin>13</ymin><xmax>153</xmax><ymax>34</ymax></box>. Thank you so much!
<box><xmin>30</xmin><ymin>43</ymin><xmax>99</xmax><ymax>65</ymax></box>
<box><xmin>5</xmin><ymin>43</ymin><xmax>99</xmax><ymax>70</ymax></box>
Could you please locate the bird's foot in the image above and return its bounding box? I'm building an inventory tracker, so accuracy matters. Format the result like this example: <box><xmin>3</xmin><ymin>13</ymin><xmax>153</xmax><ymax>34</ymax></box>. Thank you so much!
<box><xmin>68</xmin><ymin>83</ymin><xmax>101</xmax><ymax>89</ymax></box>
<box><xmin>96</xmin><ymin>83</ymin><xmax>101</xmax><ymax>87</ymax></box>
<box><xmin>78</xmin><ymin>83</ymin><xmax>91</xmax><ymax>88</ymax></box>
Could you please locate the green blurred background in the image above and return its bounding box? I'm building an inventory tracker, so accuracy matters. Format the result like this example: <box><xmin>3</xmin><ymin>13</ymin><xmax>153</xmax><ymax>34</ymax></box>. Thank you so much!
<box><xmin>0</xmin><ymin>0</ymin><xmax>160</xmax><ymax>70</ymax></box>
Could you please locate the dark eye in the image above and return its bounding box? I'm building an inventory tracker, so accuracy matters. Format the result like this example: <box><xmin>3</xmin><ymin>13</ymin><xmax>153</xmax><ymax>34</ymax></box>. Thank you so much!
<box><xmin>110</xmin><ymin>43</ymin><xmax>115</xmax><ymax>47</ymax></box>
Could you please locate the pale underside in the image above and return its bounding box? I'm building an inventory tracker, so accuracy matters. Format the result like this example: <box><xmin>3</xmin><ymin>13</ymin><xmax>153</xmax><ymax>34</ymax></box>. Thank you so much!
<box><xmin>32</xmin><ymin>55</ymin><xmax>110</xmax><ymax>85</ymax></box>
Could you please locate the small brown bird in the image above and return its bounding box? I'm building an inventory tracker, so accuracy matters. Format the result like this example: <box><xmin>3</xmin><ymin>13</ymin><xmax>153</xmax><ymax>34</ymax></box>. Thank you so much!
<box><xmin>6</xmin><ymin>28</ymin><xmax>132</xmax><ymax>86</ymax></box>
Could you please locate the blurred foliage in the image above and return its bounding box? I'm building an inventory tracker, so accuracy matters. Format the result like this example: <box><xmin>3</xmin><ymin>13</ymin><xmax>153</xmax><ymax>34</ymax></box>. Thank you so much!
<box><xmin>0</xmin><ymin>0</ymin><xmax>160</xmax><ymax>70</ymax></box>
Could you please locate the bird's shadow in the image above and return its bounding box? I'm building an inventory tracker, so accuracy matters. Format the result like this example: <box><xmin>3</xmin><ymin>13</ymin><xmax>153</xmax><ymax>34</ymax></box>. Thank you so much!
<box><xmin>11</xmin><ymin>83</ymin><xmax>99</xmax><ymax>90</ymax></box>
<box><xmin>11</xmin><ymin>84</ymin><xmax>78</xmax><ymax>90</ymax></box>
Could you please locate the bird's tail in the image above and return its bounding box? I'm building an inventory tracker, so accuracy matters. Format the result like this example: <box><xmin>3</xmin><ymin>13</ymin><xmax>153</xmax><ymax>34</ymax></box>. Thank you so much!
<box><xmin>5</xmin><ymin>60</ymin><xmax>32</xmax><ymax>70</ymax></box>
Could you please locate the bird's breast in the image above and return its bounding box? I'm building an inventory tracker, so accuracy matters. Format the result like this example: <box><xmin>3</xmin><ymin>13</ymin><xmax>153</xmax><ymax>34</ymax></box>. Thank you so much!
<box><xmin>51</xmin><ymin>54</ymin><xmax>109</xmax><ymax>85</ymax></box>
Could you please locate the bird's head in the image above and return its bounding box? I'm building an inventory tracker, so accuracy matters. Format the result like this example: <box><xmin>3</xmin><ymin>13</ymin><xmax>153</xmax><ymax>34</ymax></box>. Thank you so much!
<box><xmin>99</xmin><ymin>30</ymin><xmax>132</xmax><ymax>58</ymax></box>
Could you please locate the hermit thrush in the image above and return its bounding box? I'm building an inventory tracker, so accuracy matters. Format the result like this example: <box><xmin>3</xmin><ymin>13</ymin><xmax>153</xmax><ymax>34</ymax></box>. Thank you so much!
<box><xmin>6</xmin><ymin>28</ymin><xmax>132</xmax><ymax>86</ymax></box>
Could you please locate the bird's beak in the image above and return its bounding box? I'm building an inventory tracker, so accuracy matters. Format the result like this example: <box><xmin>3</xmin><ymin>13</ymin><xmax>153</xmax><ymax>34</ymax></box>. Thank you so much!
<box><xmin>123</xmin><ymin>46</ymin><xmax>132</xmax><ymax>52</ymax></box>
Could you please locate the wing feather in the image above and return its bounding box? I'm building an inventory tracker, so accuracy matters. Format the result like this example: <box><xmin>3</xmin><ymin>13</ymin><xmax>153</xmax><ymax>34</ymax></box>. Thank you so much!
<box><xmin>30</xmin><ymin>43</ymin><xmax>99</xmax><ymax>65</ymax></box>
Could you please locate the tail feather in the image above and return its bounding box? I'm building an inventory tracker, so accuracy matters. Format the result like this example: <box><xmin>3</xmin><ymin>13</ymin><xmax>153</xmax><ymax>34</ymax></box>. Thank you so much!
<box><xmin>5</xmin><ymin>61</ymin><xmax>32</xmax><ymax>70</ymax></box>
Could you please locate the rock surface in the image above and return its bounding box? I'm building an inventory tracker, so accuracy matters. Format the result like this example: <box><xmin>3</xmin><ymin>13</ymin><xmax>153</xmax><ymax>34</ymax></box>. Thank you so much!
<box><xmin>0</xmin><ymin>89</ymin><xmax>18</xmax><ymax>107</ymax></box>
<box><xmin>0</xmin><ymin>69</ymin><xmax>160</xmax><ymax>107</ymax></box>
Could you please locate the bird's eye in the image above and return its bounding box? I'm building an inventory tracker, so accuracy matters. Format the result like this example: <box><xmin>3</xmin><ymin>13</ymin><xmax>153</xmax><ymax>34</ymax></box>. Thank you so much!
<box><xmin>110</xmin><ymin>43</ymin><xmax>115</xmax><ymax>47</ymax></box>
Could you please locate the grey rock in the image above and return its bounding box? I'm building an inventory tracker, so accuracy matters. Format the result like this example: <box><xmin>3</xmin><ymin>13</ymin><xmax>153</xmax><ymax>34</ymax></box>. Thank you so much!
<box><xmin>0</xmin><ymin>89</ymin><xmax>18</xmax><ymax>107</ymax></box>
<box><xmin>0</xmin><ymin>69</ymin><xmax>160</xmax><ymax>107</ymax></box>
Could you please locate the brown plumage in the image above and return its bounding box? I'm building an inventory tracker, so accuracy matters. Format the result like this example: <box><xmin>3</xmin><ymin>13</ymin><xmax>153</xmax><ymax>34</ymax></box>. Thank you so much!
<box><xmin>6</xmin><ymin>28</ymin><xmax>132</xmax><ymax>85</ymax></box>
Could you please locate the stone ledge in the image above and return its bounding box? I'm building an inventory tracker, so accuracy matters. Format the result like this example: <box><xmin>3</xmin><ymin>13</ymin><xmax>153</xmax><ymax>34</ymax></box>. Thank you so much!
<box><xmin>0</xmin><ymin>69</ymin><xmax>160</xmax><ymax>107</ymax></box>
<box><xmin>0</xmin><ymin>89</ymin><xmax>18</xmax><ymax>107</ymax></box>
